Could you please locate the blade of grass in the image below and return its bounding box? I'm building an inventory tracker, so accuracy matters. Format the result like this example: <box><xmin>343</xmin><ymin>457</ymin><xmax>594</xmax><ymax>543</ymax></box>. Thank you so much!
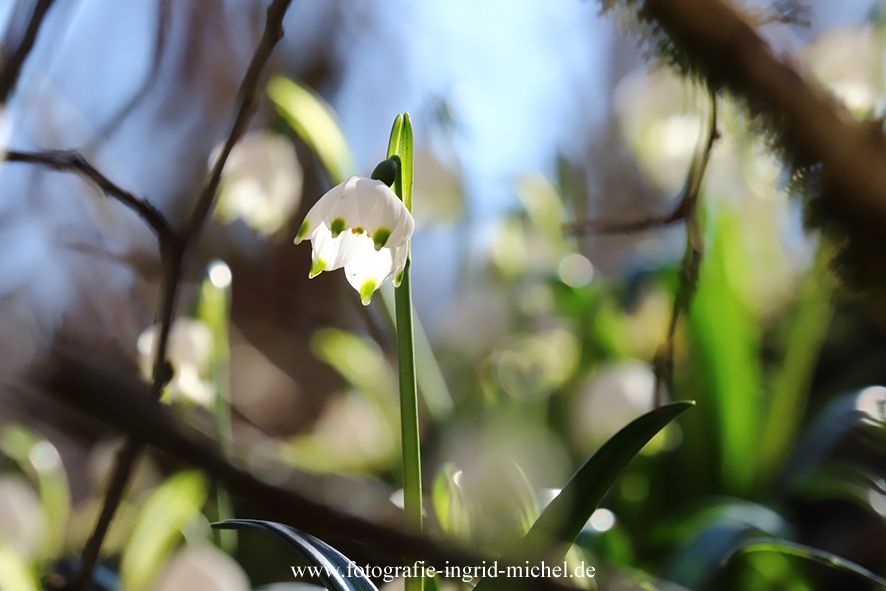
<box><xmin>474</xmin><ymin>401</ymin><xmax>694</xmax><ymax>591</ymax></box>
<box><xmin>119</xmin><ymin>471</ymin><xmax>207</xmax><ymax>591</ymax></box>
<box><xmin>213</xmin><ymin>519</ymin><xmax>379</xmax><ymax>591</ymax></box>
<box><xmin>196</xmin><ymin>261</ymin><xmax>236</xmax><ymax>553</ymax></box>
<box><xmin>758</xmin><ymin>245</ymin><xmax>834</xmax><ymax>481</ymax></box>
<box><xmin>0</xmin><ymin>425</ymin><xmax>71</xmax><ymax>566</ymax></box>
<box><xmin>688</xmin><ymin>211</ymin><xmax>762</xmax><ymax>494</ymax></box>
<box><xmin>729</xmin><ymin>539</ymin><xmax>886</xmax><ymax>588</ymax></box>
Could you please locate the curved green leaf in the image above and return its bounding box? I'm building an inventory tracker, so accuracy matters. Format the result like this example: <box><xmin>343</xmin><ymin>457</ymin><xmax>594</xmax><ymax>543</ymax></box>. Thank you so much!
<box><xmin>120</xmin><ymin>471</ymin><xmax>207</xmax><ymax>591</ymax></box>
<box><xmin>475</xmin><ymin>401</ymin><xmax>693</xmax><ymax>591</ymax></box>
<box><xmin>729</xmin><ymin>538</ymin><xmax>886</xmax><ymax>588</ymax></box>
<box><xmin>213</xmin><ymin>519</ymin><xmax>378</xmax><ymax>591</ymax></box>
<box><xmin>267</xmin><ymin>76</ymin><xmax>358</xmax><ymax>185</ymax></box>
<box><xmin>0</xmin><ymin>424</ymin><xmax>71</xmax><ymax>564</ymax></box>
<box><xmin>0</xmin><ymin>542</ymin><xmax>38</xmax><ymax>591</ymax></box>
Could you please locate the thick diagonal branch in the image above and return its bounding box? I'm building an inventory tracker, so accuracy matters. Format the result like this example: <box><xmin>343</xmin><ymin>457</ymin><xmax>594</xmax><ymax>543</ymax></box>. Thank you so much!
<box><xmin>37</xmin><ymin>350</ymin><xmax>574</xmax><ymax>591</ymax></box>
<box><xmin>629</xmin><ymin>0</ymin><xmax>886</xmax><ymax>244</ymax></box>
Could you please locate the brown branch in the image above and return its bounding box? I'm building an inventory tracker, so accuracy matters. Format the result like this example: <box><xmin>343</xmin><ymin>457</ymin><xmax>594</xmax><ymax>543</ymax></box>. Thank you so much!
<box><xmin>3</xmin><ymin>149</ymin><xmax>174</xmax><ymax>240</ymax></box>
<box><xmin>621</xmin><ymin>0</ymin><xmax>886</xmax><ymax>288</ymax></box>
<box><xmin>563</xmin><ymin>206</ymin><xmax>684</xmax><ymax>236</ymax></box>
<box><xmin>69</xmin><ymin>1</ymin><xmax>294</xmax><ymax>588</ymax></box>
<box><xmin>183</xmin><ymin>0</ymin><xmax>292</xmax><ymax>243</ymax></box>
<box><xmin>0</xmin><ymin>0</ymin><xmax>56</xmax><ymax>105</ymax></box>
<box><xmin>653</xmin><ymin>88</ymin><xmax>717</xmax><ymax>406</ymax></box>
<box><xmin>36</xmin><ymin>350</ymin><xmax>577</xmax><ymax>591</ymax></box>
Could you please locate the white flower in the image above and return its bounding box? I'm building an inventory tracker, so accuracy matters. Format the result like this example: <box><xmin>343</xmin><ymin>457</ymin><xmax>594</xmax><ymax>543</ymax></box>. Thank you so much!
<box><xmin>295</xmin><ymin>176</ymin><xmax>414</xmax><ymax>305</ymax></box>
<box><xmin>137</xmin><ymin>318</ymin><xmax>215</xmax><ymax>406</ymax></box>
<box><xmin>211</xmin><ymin>130</ymin><xmax>303</xmax><ymax>235</ymax></box>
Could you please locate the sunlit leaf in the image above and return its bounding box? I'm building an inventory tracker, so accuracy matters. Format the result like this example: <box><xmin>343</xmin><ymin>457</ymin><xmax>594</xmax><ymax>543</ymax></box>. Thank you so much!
<box><xmin>474</xmin><ymin>401</ymin><xmax>693</xmax><ymax>591</ymax></box>
<box><xmin>120</xmin><ymin>471</ymin><xmax>208</xmax><ymax>591</ymax></box>
<box><xmin>213</xmin><ymin>519</ymin><xmax>378</xmax><ymax>591</ymax></box>
<box><xmin>267</xmin><ymin>77</ymin><xmax>358</xmax><ymax>185</ymax></box>
<box><xmin>0</xmin><ymin>542</ymin><xmax>38</xmax><ymax>591</ymax></box>
<box><xmin>730</xmin><ymin>538</ymin><xmax>886</xmax><ymax>588</ymax></box>
<box><xmin>197</xmin><ymin>262</ymin><xmax>237</xmax><ymax>552</ymax></box>
<box><xmin>688</xmin><ymin>210</ymin><xmax>762</xmax><ymax>494</ymax></box>
<box><xmin>759</xmin><ymin>245</ymin><xmax>834</xmax><ymax>481</ymax></box>
<box><xmin>0</xmin><ymin>424</ymin><xmax>71</xmax><ymax>564</ymax></box>
<box><xmin>431</xmin><ymin>462</ymin><xmax>470</xmax><ymax>541</ymax></box>
<box><xmin>399</xmin><ymin>113</ymin><xmax>414</xmax><ymax>213</ymax></box>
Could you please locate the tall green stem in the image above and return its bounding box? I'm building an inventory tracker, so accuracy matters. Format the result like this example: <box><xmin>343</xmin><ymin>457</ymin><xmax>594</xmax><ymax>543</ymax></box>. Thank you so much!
<box><xmin>386</xmin><ymin>114</ymin><xmax>423</xmax><ymax>591</ymax></box>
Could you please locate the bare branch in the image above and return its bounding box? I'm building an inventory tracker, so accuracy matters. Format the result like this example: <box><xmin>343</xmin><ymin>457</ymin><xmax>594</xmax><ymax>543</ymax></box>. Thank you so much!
<box><xmin>563</xmin><ymin>208</ymin><xmax>684</xmax><ymax>236</ymax></box>
<box><xmin>70</xmin><ymin>2</ymin><xmax>294</xmax><ymax>587</ymax></box>
<box><xmin>183</xmin><ymin>0</ymin><xmax>293</xmax><ymax>243</ymax></box>
<box><xmin>654</xmin><ymin>87</ymin><xmax>718</xmax><ymax>405</ymax></box>
<box><xmin>620</xmin><ymin>0</ymin><xmax>886</xmax><ymax>288</ymax></box>
<box><xmin>3</xmin><ymin>149</ymin><xmax>174</xmax><ymax>239</ymax></box>
<box><xmin>0</xmin><ymin>0</ymin><xmax>56</xmax><ymax>105</ymax></box>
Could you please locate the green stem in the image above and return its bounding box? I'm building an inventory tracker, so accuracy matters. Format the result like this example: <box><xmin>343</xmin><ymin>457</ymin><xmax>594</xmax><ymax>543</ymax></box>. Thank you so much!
<box><xmin>387</xmin><ymin>113</ymin><xmax>423</xmax><ymax>591</ymax></box>
<box><xmin>198</xmin><ymin>263</ymin><xmax>236</xmax><ymax>553</ymax></box>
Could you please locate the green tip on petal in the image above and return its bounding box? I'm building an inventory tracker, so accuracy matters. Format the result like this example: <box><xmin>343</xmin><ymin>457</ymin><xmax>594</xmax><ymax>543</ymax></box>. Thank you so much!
<box><xmin>330</xmin><ymin>218</ymin><xmax>346</xmax><ymax>237</ymax></box>
<box><xmin>309</xmin><ymin>259</ymin><xmax>327</xmax><ymax>278</ymax></box>
<box><xmin>359</xmin><ymin>278</ymin><xmax>377</xmax><ymax>305</ymax></box>
<box><xmin>372</xmin><ymin>227</ymin><xmax>391</xmax><ymax>251</ymax></box>
<box><xmin>354</xmin><ymin>227</ymin><xmax>365</xmax><ymax>234</ymax></box>
<box><xmin>393</xmin><ymin>271</ymin><xmax>404</xmax><ymax>287</ymax></box>
<box><xmin>295</xmin><ymin>219</ymin><xmax>310</xmax><ymax>243</ymax></box>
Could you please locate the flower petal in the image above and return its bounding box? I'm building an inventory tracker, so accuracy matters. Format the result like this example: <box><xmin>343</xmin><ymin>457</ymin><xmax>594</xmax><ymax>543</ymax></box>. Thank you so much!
<box><xmin>391</xmin><ymin>245</ymin><xmax>409</xmax><ymax>287</ymax></box>
<box><xmin>344</xmin><ymin>235</ymin><xmax>396</xmax><ymax>305</ymax></box>
<box><xmin>296</xmin><ymin>190</ymin><xmax>335</xmax><ymax>244</ymax></box>
<box><xmin>321</xmin><ymin>176</ymin><xmax>362</xmax><ymax>237</ymax></box>
<box><xmin>352</xmin><ymin>178</ymin><xmax>412</xmax><ymax>248</ymax></box>
<box><xmin>386</xmin><ymin>202</ymin><xmax>415</xmax><ymax>248</ymax></box>
<box><xmin>308</xmin><ymin>223</ymin><xmax>362</xmax><ymax>277</ymax></box>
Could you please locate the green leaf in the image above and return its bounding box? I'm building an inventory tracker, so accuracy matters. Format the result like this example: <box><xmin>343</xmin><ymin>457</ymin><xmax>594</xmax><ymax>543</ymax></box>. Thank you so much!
<box><xmin>213</xmin><ymin>520</ymin><xmax>378</xmax><ymax>591</ymax></box>
<box><xmin>196</xmin><ymin>263</ymin><xmax>237</xmax><ymax>553</ymax></box>
<box><xmin>729</xmin><ymin>539</ymin><xmax>886</xmax><ymax>588</ymax></box>
<box><xmin>759</xmin><ymin>245</ymin><xmax>834</xmax><ymax>481</ymax></box>
<box><xmin>0</xmin><ymin>424</ymin><xmax>71</xmax><ymax>565</ymax></box>
<box><xmin>120</xmin><ymin>471</ymin><xmax>208</xmax><ymax>591</ymax></box>
<box><xmin>431</xmin><ymin>462</ymin><xmax>470</xmax><ymax>541</ymax></box>
<box><xmin>267</xmin><ymin>76</ymin><xmax>358</xmax><ymax>185</ymax></box>
<box><xmin>399</xmin><ymin>113</ymin><xmax>414</xmax><ymax>213</ymax></box>
<box><xmin>0</xmin><ymin>542</ymin><xmax>38</xmax><ymax>591</ymax></box>
<box><xmin>386</xmin><ymin>114</ymin><xmax>404</xmax><ymax>160</ymax></box>
<box><xmin>474</xmin><ymin>401</ymin><xmax>693</xmax><ymax>591</ymax></box>
<box><xmin>688</xmin><ymin>210</ymin><xmax>762</xmax><ymax>494</ymax></box>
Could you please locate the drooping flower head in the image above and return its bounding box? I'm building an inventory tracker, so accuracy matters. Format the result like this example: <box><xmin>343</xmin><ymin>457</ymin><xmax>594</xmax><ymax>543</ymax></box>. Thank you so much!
<box><xmin>295</xmin><ymin>173</ymin><xmax>414</xmax><ymax>305</ymax></box>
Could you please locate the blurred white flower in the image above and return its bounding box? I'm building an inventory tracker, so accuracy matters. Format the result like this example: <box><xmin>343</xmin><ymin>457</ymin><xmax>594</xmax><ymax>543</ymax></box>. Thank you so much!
<box><xmin>803</xmin><ymin>25</ymin><xmax>885</xmax><ymax>116</ymax></box>
<box><xmin>0</xmin><ymin>476</ymin><xmax>45</xmax><ymax>559</ymax></box>
<box><xmin>137</xmin><ymin>318</ymin><xmax>214</xmax><ymax>406</ymax></box>
<box><xmin>295</xmin><ymin>176</ymin><xmax>414</xmax><ymax>305</ymax></box>
<box><xmin>152</xmin><ymin>543</ymin><xmax>250</xmax><ymax>591</ymax></box>
<box><xmin>212</xmin><ymin>130</ymin><xmax>303</xmax><ymax>235</ymax></box>
<box><xmin>571</xmin><ymin>360</ymin><xmax>658</xmax><ymax>453</ymax></box>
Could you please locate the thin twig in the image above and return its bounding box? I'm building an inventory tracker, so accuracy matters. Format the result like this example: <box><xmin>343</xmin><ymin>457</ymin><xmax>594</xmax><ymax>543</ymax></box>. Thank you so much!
<box><xmin>653</xmin><ymin>87</ymin><xmax>718</xmax><ymax>406</ymax></box>
<box><xmin>0</xmin><ymin>0</ymin><xmax>57</xmax><ymax>105</ymax></box>
<box><xmin>66</xmin><ymin>1</ymin><xmax>294</xmax><ymax>588</ymax></box>
<box><xmin>3</xmin><ymin>149</ymin><xmax>173</xmax><ymax>239</ymax></box>
<box><xmin>563</xmin><ymin>206</ymin><xmax>685</xmax><ymax>236</ymax></box>
<box><xmin>183</xmin><ymin>0</ymin><xmax>292</xmax><ymax>243</ymax></box>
